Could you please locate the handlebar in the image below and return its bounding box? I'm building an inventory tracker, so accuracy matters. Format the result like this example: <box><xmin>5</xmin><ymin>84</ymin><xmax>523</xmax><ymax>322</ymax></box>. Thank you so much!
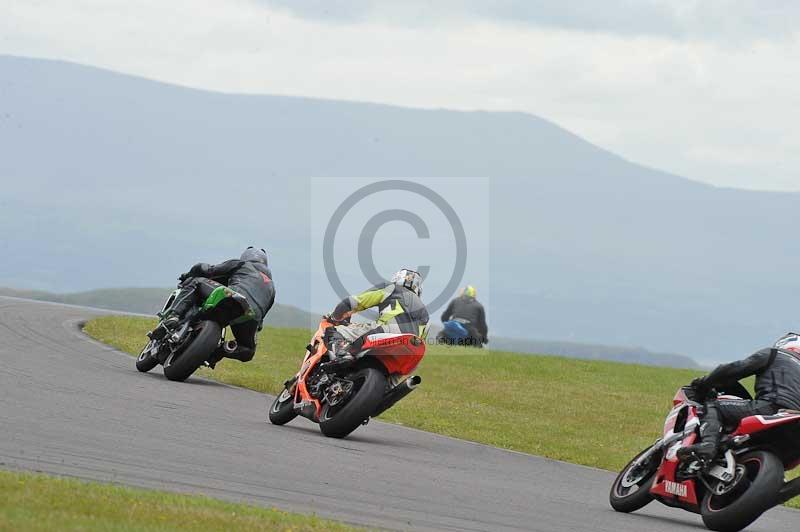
<box><xmin>322</xmin><ymin>314</ymin><xmax>350</xmax><ymax>327</ymax></box>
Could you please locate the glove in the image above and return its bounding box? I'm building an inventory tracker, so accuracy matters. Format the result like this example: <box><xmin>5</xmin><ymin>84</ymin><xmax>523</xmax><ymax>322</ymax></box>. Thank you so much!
<box><xmin>178</xmin><ymin>263</ymin><xmax>205</xmax><ymax>282</ymax></box>
<box><xmin>325</xmin><ymin>314</ymin><xmax>346</xmax><ymax>326</ymax></box>
<box><xmin>690</xmin><ymin>376</ymin><xmax>708</xmax><ymax>392</ymax></box>
<box><xmin>688</xmin><ymin>376</ymin><xmax>712</xmax><ymax>401</ymax></box>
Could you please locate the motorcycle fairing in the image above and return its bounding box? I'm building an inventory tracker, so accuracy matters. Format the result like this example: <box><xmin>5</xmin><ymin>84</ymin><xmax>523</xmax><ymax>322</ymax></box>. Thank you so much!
<box><xmin>361</xmin><ymin>332</ymin><xmax>425</xmax><ymax>375</ymax></box>
<box><xmin>651</xmin><ymin>392</ymin><xmax>704</xmax><ymax>508</ymax></box>
<box><xmin>293</xmin><ymin>320</ymin><xmax>330</xmax><ymax>421</ymax></box>
<box><xmin>650</xmin><ymin>427</ymin><xmax>702</xmax><ymax>508</ymax></box>
<box><xmin>161</xmin><ymin>289</ymin><xmax>181</xmax><ymax>314</ymax></box>
<box><xmin>733</xmin><ymin>411</ymin><xmax>800</xmax><ymax>436</ymax></box>
<box><xmin>650</xmin><ymin>458</ymin><xmax>700</xmax><ymax>507</ymax></box>
<box><xmin>200</xmin><ymin>286</ymin><xmax>254</xmax><ymax>324</ymax></box>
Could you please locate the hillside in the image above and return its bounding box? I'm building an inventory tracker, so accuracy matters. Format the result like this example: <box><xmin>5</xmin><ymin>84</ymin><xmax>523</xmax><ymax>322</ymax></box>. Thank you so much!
<box><xmin>3</xmin><ymin>55</ymin><xmax>800</xmax><ymax>363</ymax></box>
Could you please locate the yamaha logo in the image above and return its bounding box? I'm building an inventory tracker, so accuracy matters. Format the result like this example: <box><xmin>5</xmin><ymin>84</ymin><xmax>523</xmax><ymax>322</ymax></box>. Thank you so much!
<box><xmin>664</xmin><ymin>480</ymin><xmax>688</xmax><ymax>498</ymax></box>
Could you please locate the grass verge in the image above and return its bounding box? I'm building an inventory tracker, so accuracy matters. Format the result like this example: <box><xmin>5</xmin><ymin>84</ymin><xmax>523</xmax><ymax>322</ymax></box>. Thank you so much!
<box><xmin>0</xmin><ymin>469</ymin><xmax>359</xmax><ymax>531</ymax></box>
<box><xmin>84</xmin><ymin>316</ymin><xmax>799</xmax><ymax>509</ymax></box>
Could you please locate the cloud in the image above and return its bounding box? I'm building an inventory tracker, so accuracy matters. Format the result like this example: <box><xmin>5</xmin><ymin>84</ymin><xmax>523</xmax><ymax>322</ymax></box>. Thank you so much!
<box><xmin>258</xmin><ymin>0</ymin><xmax>800</xmax><ymax>42</ymax></box>
<box><xmin>1</xmin><ymin>0</ymin><xmax>799</xmax><ymax>190</ymax></box>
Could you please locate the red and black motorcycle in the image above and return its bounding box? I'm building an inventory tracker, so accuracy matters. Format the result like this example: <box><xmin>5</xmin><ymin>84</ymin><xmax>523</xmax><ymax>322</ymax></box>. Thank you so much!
<box><xmin>268</xmin><ymin>317</ymin><xmax>426</xmax><ymax>438</ymax></box>
<box><xmin>610</xmin><ymin>385</ymin><xmax>800</xmax><ymax>531</ymax></box>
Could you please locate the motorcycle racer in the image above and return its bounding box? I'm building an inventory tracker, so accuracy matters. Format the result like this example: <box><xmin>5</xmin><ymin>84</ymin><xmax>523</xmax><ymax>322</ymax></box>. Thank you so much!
<box><xmin>678</xmin><ymin>333</ymin><xmax>800</xmax><ymax>462</ymax></box>
<box><xmin>150</xmin><ymin>247</ymin><xmax>275</xmax><ymax>365</ymax></box>
<box><xmin>325</xmin><ymin>269</ymin><xmax>429</xmax><ymax>363</ymax></box>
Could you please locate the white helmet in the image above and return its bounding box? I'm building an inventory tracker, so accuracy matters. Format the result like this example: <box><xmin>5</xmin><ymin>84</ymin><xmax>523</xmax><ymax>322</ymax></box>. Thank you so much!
<box><xmin>391</xmin><ymin>269</ymin><xmax>423</xmax><ymax>296</ymax></box>
<box><xmin>774</xmin><ymin>332</ymin><xmax>800</xmax><ymax>353</ymax></box>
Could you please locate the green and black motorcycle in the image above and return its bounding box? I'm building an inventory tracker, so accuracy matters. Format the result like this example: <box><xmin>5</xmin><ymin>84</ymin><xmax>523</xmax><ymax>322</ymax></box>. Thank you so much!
<box><xmin>135</xmin><ymin>280</ymin><xmax>248</xmax><ymax>381</ymax></box>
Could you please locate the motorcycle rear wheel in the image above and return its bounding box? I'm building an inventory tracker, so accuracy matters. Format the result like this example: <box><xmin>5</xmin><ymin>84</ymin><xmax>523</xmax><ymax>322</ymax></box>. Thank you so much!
<box><xmin>610</xmin><ymin>446</ymin><xmax>661</xmax><ymax>513</ymax></box>
<box><xmin>163</xmin><ymin>320</ymin><xmax>221</xmax><ymax>382</ymax></box>
<box><xmin>701</xmin><ymin>450</ymin><xmax>783</xmax><ymax>532</ymax></box>
<box><xmin>319</xmin><ymin>367</ymin><xmax>386</xmax><ymax>438</ymax></box>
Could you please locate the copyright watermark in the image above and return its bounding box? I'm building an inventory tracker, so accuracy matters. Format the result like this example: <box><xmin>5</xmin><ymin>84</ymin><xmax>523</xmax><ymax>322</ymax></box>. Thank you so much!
<box><xmin>310</xmin><ymin>178</ymin><xmax>490</xmax><ymax>322</ymax></box>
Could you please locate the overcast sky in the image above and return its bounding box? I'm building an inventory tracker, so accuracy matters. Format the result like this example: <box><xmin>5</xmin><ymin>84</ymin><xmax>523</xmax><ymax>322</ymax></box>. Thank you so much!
<box><xmin>2</xmin><ymin>0</ymin><xmax>799</xmax><ymax>191</ymax></box>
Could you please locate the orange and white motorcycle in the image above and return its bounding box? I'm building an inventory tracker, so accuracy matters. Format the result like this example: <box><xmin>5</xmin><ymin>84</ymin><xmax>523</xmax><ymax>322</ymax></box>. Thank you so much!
<box><xmin>268</xmin><ymin>317</ymin><xmax>426</xmax><ymax>438</ymax></box>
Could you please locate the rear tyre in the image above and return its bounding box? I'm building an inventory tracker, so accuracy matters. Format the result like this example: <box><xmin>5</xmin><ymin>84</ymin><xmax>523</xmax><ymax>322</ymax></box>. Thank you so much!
<box><xmin>319</xmin><ymin>367</ymin><xmax>386</xmax><ymax>438</ymax></box>
<box><xmin>163</xmin><ymin>321</ymin><xmax>221</xmax><ymax>382</ymax></box>
<box><xmin>268</xmin><ymin>388</ymin><xmax>298</xmax><ymax>425</ymax></box>
<box><xmin>610</xmin><ymin>446</ymin><xmax>662</xmax><ymax>513</ymax></box>
<box><xmin>701</xmin><ymin>450</ymin><xmax>783</xmax><ymax>532</ymax></box>
<box><xmin>136</xmin><ymin>340</ymin><xmax>159</xmax><ymax>373</ymax></box>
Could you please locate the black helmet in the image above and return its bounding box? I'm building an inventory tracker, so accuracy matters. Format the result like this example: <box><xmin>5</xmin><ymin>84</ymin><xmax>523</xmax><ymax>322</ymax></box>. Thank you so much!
<box><xmin>241</xmin><ymin>246</ymin><xmax>268</xmax><ymax>265</ymax></box>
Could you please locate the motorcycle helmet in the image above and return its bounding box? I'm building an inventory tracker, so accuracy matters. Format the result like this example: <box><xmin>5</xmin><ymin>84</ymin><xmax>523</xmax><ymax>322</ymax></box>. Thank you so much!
<box><xmin>241</xmin><ymin>246</ymin><xmax>268</xmax><ymax>265</ymax></box>
<box><xmin>774</xmin><ymin>332</ymin><xmax>800</xmax><ymax>353</ymax></box>
<box><xmin>391</xmin><ymin>269</ymin><xmax>423</xmax><ymax>296</ymax></box>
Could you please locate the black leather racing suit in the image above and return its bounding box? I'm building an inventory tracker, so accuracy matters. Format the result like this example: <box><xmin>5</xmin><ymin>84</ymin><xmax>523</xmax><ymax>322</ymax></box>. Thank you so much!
<box><xmin>693</xmin><ymin>348</ymin><xmax>800</xmax><ymax>444</ymax></box>
<box><xmin>171</xmin><ymin>259</ymin><xmax>275</xmax><ymax>362</ymax></box>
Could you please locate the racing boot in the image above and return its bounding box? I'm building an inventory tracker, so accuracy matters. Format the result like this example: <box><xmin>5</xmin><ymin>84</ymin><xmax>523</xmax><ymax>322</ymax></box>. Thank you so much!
<box><xmin>329</xmin><ymin>341</ymin><xmax>355</xmax><ymax>365</ymax></box>
<box><xmin>148</xmin><ymin>285</ymin><xmax>196</xmax><ymax>340</ymax></box>
<box><xmin>677</xmin><ymin>403</ymin><xmax>722</xmax><ymax>464</ymax></box>
<box><xmin>148</xmin><ymin>312</ymin><xmax>181</xmax><ymax>340</ymax></box>
<box><xmin>678</xmin><ymin>441</ymin><xmax>718</xmax><ymax>463</ymax></box>
<box><xmin>323</xmin><ymin>328</ymin><xmax>354</xmax><ymax>367</ymax></box>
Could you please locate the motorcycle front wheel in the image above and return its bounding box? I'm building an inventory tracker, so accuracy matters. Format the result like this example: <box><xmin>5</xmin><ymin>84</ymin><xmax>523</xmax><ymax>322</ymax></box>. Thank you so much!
<box><xmin>319</xmin><ymin>367</ymin><xmax>386</xmax><ymax>438</ymax></box>
<box><xmin>610</xmin><ymin>446</ymin><xmax>662</xmax><ymax>513</ymax></box>
<box><xmin>136</xmin><ymin>340</ymin><xmax>159</xmax><ymax>373</ymax></box>
<box><xmin>268</xmin><ymin>387</ymin><xmax>298</xmax><ymax>425</ymax></box>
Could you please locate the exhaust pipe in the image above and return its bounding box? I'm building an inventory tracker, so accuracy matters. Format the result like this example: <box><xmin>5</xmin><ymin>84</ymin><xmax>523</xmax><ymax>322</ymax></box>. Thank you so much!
<box><xmin>777</xmin><ymin>477</ymin><xmax>800</xmax><ymax>505</ymax></box>
<box><xmin>222</xmin><ymin>340</ymin><xmax>239</xmax><ymax>354</ymax></box>
<box><xmin>373</xmin><ymin>375</ymin><xmax>421</xmax><ymax>417</ymax></box>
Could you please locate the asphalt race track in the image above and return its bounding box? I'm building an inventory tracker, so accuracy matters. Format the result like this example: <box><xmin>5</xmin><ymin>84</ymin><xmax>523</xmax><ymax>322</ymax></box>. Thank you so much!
<box><xmin>1</xmin><ymin>296</ymin><xmax>798</xmax><ymax>531</ymax></box>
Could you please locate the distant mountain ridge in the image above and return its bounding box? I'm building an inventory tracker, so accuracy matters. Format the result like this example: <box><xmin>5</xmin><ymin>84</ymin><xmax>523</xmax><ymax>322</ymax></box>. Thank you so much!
<box><xmin>2</xmin><ymin>55</ymin><xmax>799</xmax><ymax>364</ymax></box>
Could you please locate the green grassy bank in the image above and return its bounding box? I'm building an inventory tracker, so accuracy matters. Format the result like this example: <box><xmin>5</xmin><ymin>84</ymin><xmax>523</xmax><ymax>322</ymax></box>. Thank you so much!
<box><xmin>0</xmin><ymin>469</ymin><xmax>359</xmax><ymax>531</ymax></box>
